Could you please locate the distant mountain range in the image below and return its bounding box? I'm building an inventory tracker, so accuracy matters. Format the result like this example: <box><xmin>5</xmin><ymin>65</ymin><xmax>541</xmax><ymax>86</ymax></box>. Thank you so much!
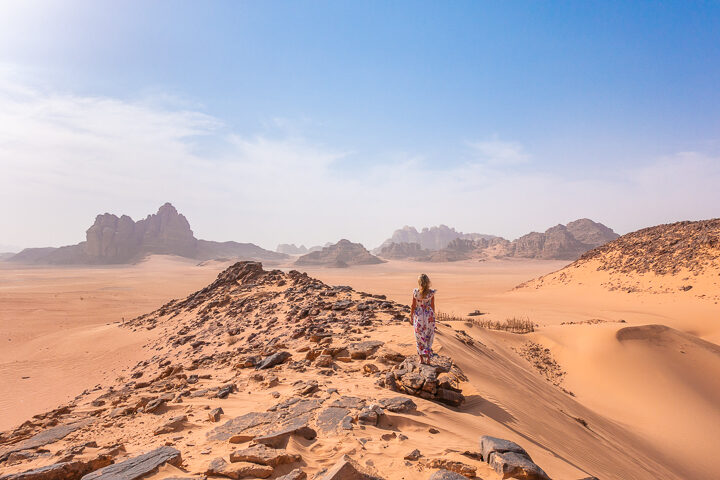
<box><xmin>276</xmin><ymin>243</ymin><xmax>327</xmax><ymax>255</ymax></box>
<box><xmin>376</xmin><ymin>218</ymin><xmax>619</xmax><ymax>261</ymax></box>
<box><xmin>6</xmin><ymin>203</ymin><xmax>287</xmax><ymax>265</ymax></box>
<box><xmin>294</xmin><ymin>239</ymin><xmax>384</xmax><ymax>268</ymax></box>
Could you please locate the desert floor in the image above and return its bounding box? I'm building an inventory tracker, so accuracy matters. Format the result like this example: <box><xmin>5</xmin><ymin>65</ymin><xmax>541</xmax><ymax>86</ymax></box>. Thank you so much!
<box><xmin>1</xmin><ymin>255</ymin><xmax>718</xmax><ymax>479</ymax></box>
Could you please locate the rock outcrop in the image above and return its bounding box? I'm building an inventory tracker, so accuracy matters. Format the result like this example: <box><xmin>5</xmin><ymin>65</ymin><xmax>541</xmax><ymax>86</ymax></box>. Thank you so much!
<box><xmin>375</xmin><ymin>225</ymin><xmax>498</xmax><ymax>253</ymax></box>
<box><xmin>479</xmin><ymin>436</ymin><xmax>551</xmax><ymax>480</ymax></box>
<box><xmin>8</xmin><ymin>203</ymin><xmax>286</xmax><ymax>265</ymax></box>
<box><xmin>380</xmin><ymin>356</ymin><xmax>466</xmax><ymax>407</ymax></box>
<box><xmin>276</xmin><ymin>244</ymin><xmax>309</xmax><ymax>255</ymax></box>
<box><xmin>295</xmin><ymin>240</ymin><xmax>384</xmax><ymax>268</ymax></box>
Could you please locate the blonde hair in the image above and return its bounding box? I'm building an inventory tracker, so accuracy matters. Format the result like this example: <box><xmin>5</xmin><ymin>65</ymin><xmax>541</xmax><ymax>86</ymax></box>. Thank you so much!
<box><xmin>418</xmin><ymin>273</ymin><xmax>431</xmax><ymax>297</ymax></box>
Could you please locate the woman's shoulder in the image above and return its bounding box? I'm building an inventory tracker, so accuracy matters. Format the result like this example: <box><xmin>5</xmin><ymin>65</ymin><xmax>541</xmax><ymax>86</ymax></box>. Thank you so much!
<box><xmin>430</xmin><ymin>288</ymin><xmax>437</xmax><ymax>296</ymax></box>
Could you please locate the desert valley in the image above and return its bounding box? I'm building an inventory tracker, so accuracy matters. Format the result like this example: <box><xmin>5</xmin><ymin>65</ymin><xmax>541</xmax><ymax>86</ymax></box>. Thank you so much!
<box><xmin>1</xmin><ymin>204</ymin><xmax>718</xmax><ymax>480</ymax></box>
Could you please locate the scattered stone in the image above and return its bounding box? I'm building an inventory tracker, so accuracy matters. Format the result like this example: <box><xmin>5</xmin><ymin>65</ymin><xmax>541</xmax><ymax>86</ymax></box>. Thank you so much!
<box><xmin>316</xmin><ymin>455</ymin><xmax>384</xmax><ymax>480</ymax></box>
<box><xmin>209</xmin><ymin>407</ymin><xmax>224</xmax><ymax>422</ymax></box>
<box><xmin>256</xmin><ymin>352</ymin><xmax>291</xmax><ymax>370</ymax></box>
<box><xmin>479</xmin><ymin>436</ymin><xmax>529</xmax><ymax>462</ymax></box>
<box><xmin>383</xmin><ymin>356</ymin><xmax>465</xmax><ymax>407</ymax></box>
<box><xmin>357</xmin><ymin>405</ymin><xmax>383</xmax><ymax>426</ymax></box>
<box><xmin>404</xmin><ymin>449</ymin><xmax>422</xmax><ymax>461</ymax></box>
<box><xmin>229</xmin><ymin>444</ymin><xmax>300</xmax><ymax>466</ymax></box>
<box><xmin>205</xmin><ymin>457</ymin><xmax>273</xmax><ymax>479</ymax></box>
<box><xmin>216</xmin><ymin>384</ymin><xmax>236</xmax><ymax>399</ymax></box>
<box><xmin>143</xmin><ymin>398</ymin><xmax>166</xmax><ymax>413</ymax></box>
<box><xmin>81</xmin><ymin>446</ymin><xmax>181</xmax><ymax>480</ymax></box>
<box><xmin>0</xmin><ymin>420</ymin><xmax>92</xmax><ymax>462</ymax></box>
<box><xmin>363</xmin><ymin>364</ymin><xmax>379</xmax><ymax>375</ymax></box>
<box><xmin>428</xmin><ymin>428</ymin><xmax>439</xmax><ymax>434</ymax></box>
<box><xmin>153</xmin><ymin>415</ymin><xmax>187</xmax><ymax>435</ymax></box>
<box><xmin>207</xmin><ymin>412</ymin><xmax>278</xmax><ymax>442</ymax></box>
<box><xmin>315</xmin><ymin>355</ymin><xmax>334</xmax><ymax>368</ymax></box>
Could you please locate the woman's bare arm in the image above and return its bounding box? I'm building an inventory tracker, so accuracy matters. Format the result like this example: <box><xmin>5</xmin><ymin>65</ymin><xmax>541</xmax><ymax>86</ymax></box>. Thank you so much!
<box><xmin>410</xmin><ymin>297</ymin><xmax>417</xmax><ymax>324</ymax></box>
<box><xmin>431</xmin><ymin>295</ymin><xmax>435</xmax><ymax>312</ymax></box>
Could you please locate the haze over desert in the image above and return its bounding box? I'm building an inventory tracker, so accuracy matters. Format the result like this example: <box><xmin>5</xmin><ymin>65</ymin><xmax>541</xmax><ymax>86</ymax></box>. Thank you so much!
<box><xmin>2</xmin><ymin>3</ymin><xmax>720</xmax><ymax>480</ymax></box>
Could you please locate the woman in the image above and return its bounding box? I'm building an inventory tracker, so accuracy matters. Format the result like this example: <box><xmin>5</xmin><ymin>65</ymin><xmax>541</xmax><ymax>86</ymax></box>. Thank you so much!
<box><xmin>411</xmin><ymin>273</ymin><xmax>436</xmax><ymax>364</ymax></box>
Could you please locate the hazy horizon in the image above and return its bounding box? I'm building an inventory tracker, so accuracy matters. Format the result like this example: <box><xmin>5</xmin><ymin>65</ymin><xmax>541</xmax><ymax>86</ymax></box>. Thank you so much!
<box><xmin>1</xmin><ymin>1</ymin><xmax>719</xmax><ymax>251</ymax></box>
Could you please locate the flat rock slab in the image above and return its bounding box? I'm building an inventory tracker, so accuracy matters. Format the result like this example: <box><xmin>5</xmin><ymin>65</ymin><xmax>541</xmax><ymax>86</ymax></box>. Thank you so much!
<box><xmin>479</xmin><ymin>435</ymin><xmax>529</xmax><ymax>462</ymax></box>
<box><xmin>229</xmin><ymin>444</ymin><xmax>300</xmax><ymax>466</ymax></box>
<box><xmin>428</xmin><ymin>470</ymin><xmax>468</xmax><ymax>480</ymax></box>
<box><xmin>316</xmin><ymin>455</ymin><xmax>384</xmax><ymax>480</ymax></box>
<box><xmin>421</xmin><ymin>459</ymin><xmax>476</xmax><ymax>478</ymax></box>
<box><xmin>488</xmin><ymin>451</ymin><xmax>551</xmax><ymax>480</ymax></box>
<box><xmin>207</xmin><ymin>412</ymin><xmax>278</xmax><ymax>441</ymax></box>
<box><xmin>206</xmin><ymin>457</ymin><xmax>273</xmax><ymax>479</ymax></box>
<box><xmin>0</xmin><ymin>455</ymin><xmax>112</xmax><ymax>480</ymax></box>
<box><xmin>0</xmin><ymin>420</ymin><xmax>93</xmax><ymax>462</ymax></box>
<box><xmin>329</xmin><ymin>396</ymin><xmax>366</xmax><ymax>410</ymax></box>
<box><xmin>81</xmin><ymin>446</ymin><xmax>181</xmax><ymax>480</ymax></box>
<box><xmin>316</xmin><ymin>407</ymin><xmax>350</xmax><ymax>432</ymax></box>
<box><xmin>378</xmin><ymin>397</ymin><xmax>417</xmax><ymax>413</ymax></box>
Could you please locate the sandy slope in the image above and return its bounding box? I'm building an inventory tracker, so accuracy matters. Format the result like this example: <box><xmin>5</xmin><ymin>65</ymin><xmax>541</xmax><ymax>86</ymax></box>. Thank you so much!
<box><xmin>0</xmin><ymin>256</ymin><xmax>232</xmax><ymax>430</ymax></box>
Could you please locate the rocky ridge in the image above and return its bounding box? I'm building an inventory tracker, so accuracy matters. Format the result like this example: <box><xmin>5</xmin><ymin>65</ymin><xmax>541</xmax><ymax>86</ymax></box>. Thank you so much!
<box><xmin>1</xmin><ymin>262</ymin><xmax>554</xmax><ymax>480</ymax></box>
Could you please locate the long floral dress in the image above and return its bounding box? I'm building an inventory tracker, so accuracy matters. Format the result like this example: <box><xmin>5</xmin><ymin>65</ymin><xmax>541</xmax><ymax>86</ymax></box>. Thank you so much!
<box><xmin>412</xmin><ymin>288</ymin><xmax>436</xmax><ymax>357</ymax></box>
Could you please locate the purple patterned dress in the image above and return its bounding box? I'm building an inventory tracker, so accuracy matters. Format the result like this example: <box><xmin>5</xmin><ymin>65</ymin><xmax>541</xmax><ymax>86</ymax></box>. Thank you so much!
<box><xmin>412</xmin><ymin>288</ymin><xmax>436</xmax><ymax>357</ymax></box>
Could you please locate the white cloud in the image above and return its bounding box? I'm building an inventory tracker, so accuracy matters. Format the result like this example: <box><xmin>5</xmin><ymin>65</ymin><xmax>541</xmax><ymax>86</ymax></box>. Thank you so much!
<box><xmin>467</xmin><ymin>137</ymin><xmax>530</xmax><ymax>165</ymax></box>
<box><xmin>1</xmin><ymin>74</ymin><xmax>719</xmax><ymax>251</ymax></box>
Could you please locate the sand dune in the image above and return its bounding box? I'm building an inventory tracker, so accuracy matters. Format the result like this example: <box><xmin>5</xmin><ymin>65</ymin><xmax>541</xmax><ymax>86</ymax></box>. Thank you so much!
<box><xmin>1</xmin><ymin>253</ymin><xmax>718</xmax><ymax>479</ymax></box>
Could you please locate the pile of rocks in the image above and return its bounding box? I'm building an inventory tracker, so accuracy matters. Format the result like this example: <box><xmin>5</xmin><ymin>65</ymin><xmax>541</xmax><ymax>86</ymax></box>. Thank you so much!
<box><xmin>380</xmin><ymin>356</ymin><xmax>466</xmax><ymax>407</ymax></box>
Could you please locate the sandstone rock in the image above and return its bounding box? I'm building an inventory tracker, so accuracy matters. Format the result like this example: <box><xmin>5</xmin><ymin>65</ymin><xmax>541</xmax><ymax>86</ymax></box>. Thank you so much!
<box><xmin>357</xmin><ymin>405</ymin><xmax>383</xmax><ymax>426</ymax></box>
<box><xmin>384</xmin><ymin>357</ymin><xmax>465</xmax><ymax>407</ymax></box>
<box><xmin>428</xmin><ymin>470</ymin><xmax>468</xmax><ymax>480</ymax></box>
<box><xmin>316</xmin><ymin>455</ymin><xmax>384</xmax><ymax>480</ymax></box>
<box><xmin>205</xmin><ymin>457</ymin><xmax>273</xmax><ymax>479</ymax></box>
<box><xmin>143</xmin><ymin>398</ymin><xmax>166</xmax><ymax>413</ymax></box>
<box><xmin>315</xmin><ymin>355</ymin><xmax>334</xmax><ymax>368</ymax></box>
<box><xmin>229</xmin><ymin>444</ymin><xmax>300</xmax><ymax>466</ymax></box>
<box><xmin>488</xmin><ymin>451</ymin><xmax>550</xmax><ymax>480</ymax></box>
<box><xmin>256</xmin><ymin>352</ymin><xmax>291</xmax><ymax>370</ymax></box>
<box><xmin>153</xmin><ymin>415</ymin><xmax>187</xmax><ymax>435</ymax></box>
<box><xmin>81</xmin><ymin>446</ymin><xmax>181</xmax><ymax>480</ymax></box>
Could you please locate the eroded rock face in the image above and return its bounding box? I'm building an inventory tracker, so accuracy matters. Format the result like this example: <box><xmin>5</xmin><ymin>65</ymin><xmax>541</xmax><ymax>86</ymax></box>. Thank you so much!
<box><xmin>0</xmin><ymin>455</ymin><xmax>112</xmax><ymax>480</ymax></box>
<box><xmin>381</xmin><ymin>356</ymin><xmax>465</xmax><ymax>407</ymax></box>
<box><xmin>317</xmin><ymin>455</ymin><xmax>384</xmax><ymax>480</ymax></box>
<box><xmin>229</xmin><ymin>444</ymin><xmax>300</xmax><ymax>467</ymax></box>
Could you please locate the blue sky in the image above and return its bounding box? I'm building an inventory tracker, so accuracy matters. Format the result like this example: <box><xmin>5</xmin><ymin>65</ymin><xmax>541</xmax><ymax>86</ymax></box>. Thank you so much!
<box><xmin>1</xmin><ymin>1</ymin><xmax>719</xmax><ymax>250</ymax></box>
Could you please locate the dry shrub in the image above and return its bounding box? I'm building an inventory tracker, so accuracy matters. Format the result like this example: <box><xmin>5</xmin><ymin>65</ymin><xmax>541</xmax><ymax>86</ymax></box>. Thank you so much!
<box><xmin>437</xmin><ymin>312</ymin><xmax>535</xmax><ymax>334</ymax></box>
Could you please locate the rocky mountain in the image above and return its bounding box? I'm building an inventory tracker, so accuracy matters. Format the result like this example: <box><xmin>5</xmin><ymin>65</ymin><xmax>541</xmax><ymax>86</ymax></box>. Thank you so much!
<box><xmin>374</xmin><ymin>225</ymin><xmax>499</xmax><ymax>253</ymax></box>
<box><xmin>377</xmin><ymin>219</ymin><xmax>618</xmax><ymax>262</ymax></box>
<box><xmin>295</xmin><ymin>239</ymin><xmax>384</xmax><ymax>268</ymax></box>
<box><xmin>0</xmin><ymin>252</ymin><xmax>19</xmax><ymax>261</ymax></box>
<box><xmin>8</xmin><ymin>203</ymin><xmax>287</xmax><ymax>265</ymax></box>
